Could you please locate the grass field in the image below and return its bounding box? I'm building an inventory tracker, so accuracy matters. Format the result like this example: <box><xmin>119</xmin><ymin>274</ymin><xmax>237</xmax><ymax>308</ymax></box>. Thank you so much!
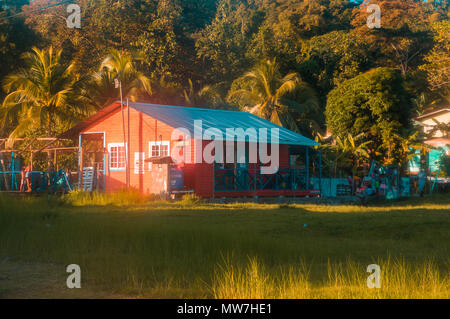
<box><xmin>0</xmin><ymin>192</ymin><xmax>449</xmax><ymax>299</ymax></box>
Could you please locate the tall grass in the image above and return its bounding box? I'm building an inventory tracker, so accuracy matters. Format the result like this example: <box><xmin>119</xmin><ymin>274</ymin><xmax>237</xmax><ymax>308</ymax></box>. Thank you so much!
<box><xmin>63</xmin><ymin>188</ymin><xmax>151</xmax><ymax>206</ymax></box>
<box><xmin>213</xmin><ymin>257</ymin><xmax>311</xmax><ymax>298</ymax></box>
<box><xmin>212</xmin><ymin>258</ymin><xmax>450</xmax><ymax>299</ymax></box>
<box><xmin>63</xmin><ymin>190</ymin><xmax>203</xmax><ymax>207</ymax></box>
<box><xmin>0</xmin><ymin>194</ymin><xmax>449</xmax><ymax>298</ymax></box>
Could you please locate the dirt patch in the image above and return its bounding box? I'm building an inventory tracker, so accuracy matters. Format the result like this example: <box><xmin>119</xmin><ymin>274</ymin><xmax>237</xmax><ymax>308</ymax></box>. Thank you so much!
<box><xmin>0</xmin><ymin>259</ymin><xmax>123</xmax><ymax>299</ymax></box>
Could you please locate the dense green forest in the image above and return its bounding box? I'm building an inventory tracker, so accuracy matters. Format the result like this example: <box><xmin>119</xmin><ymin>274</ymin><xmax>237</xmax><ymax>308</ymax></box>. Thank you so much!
<box><xmin>0</xmin><ymin>0</ymin><xmax>449</xmax><ymax>167</ymax></box>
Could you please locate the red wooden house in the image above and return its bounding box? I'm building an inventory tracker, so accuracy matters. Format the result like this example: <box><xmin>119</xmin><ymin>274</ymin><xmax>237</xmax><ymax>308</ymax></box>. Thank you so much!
<box><xmin>62</xmin><ymin>102</ymin><xmax>321</xmax><ymax>198</ymax></box>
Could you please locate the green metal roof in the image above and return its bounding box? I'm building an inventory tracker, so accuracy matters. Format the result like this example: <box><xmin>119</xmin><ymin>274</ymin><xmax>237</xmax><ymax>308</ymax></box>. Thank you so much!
<box><xmin>61</xmin><ymin>101</ymin><xmax>319</xmax><ymax>146</ymax></box>
<box><xmin>130</xmin><ymin>102</ymin><xmax>318</xmax><ymax>146</ymax></box>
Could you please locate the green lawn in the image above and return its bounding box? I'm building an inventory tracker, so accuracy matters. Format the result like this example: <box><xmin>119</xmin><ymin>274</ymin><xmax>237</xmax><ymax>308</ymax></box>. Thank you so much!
<box><xmin>0</xmin><ymin>194</ymin><xmax>449</xmax><ymax>298</ymax></box>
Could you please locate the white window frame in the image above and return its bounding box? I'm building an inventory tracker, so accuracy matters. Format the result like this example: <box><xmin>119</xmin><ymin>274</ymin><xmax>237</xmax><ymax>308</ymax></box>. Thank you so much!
<box><xmin>108</xmin><ymin>142</ymin><xmax>127</xmax><ymax>171</ymax></box>
<box><xmin>149</xmin><ymin>141</ymin><xmax>170</xmax><ymax>171</ymax></box>
<box><xmin>149</xmin><ymin>141</ymin><xmax>170</xmax><ymax>158</ymax></box>
<box><xmin>134</xmin><ymin>152</ymin><xmax>145</xmax><ymax>175</ymax></box>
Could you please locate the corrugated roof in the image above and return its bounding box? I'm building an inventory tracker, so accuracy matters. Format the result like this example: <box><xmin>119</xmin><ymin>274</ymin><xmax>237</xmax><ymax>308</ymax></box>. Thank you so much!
<box><xmin>415</xmin><ymin>108</ymin><xmax>450</xmax><ymax>120</ymax></box>
<box><xmin>130</xmin><ymin>102</ymin><xmax>318</xmax><ymax>146</ymax></box>
<box><xmin>61</xmin><ymin>102</ymin><xmax>318</xmax><ymax>146</ymax></box>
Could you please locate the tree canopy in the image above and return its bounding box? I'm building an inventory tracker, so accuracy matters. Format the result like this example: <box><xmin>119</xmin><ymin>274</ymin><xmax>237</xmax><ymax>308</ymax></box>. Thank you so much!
<box><xmin>0</xmin><ymin>0</ymin><xmax>448</xmax><ymax>166</ymax></box>
<box><xmin>325</xmin><ymin>67</ymin><xmax>413</xmax><ymax>163</ymax></box>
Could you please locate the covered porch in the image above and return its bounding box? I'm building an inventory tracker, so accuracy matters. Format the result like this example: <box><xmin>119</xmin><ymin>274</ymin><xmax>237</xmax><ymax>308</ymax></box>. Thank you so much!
<box><xmin>213</xmin><ymin>145</ymin><xmax>322</xmax><ymax>198</ymax></box>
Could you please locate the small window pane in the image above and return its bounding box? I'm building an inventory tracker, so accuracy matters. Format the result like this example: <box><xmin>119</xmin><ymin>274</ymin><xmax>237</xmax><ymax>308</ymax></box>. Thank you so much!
<box><xmin>110</xmin><ymin>145</ymin><xmax>126</xmax><ymax>169</ymax></box>
<box><xmin>152</xmin><ymin>145</ymin><xmax>159</xmax><ymax>157</ymax></box>
<box><xmin>161</xmin><ymin>145</ymin><xmax>168</xmax><ymax>157</ymax></box>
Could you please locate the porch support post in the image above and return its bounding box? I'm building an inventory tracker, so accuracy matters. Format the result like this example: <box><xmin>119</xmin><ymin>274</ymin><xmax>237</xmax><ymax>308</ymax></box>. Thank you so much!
<box><xmin>319</xmin><ymin>151</ymin><xmax>322</xmax><ymax>196</ymax></box>
<box><xmin>253</xmin><ymin>168</ymin><xmax>257</xmax><ymax>198</ymax></box>
<box><xmin>212</xmin><ymin>162</ymin><xmax>215</xmax><ymax>199</ymax></box>
<box><xmin>306</xmin><ymin>146</ymin><xmax>309</xmax><ymax>190</ymax></box>
<box><xmin>54</xmin><ymin>149</ymin><xmax>57</xmax><ymax>171</ymax></box>
<box><xmin>11</xmin><ymin>151</ymin><xmax>15</xmax><ymax>191</ymax></box>
<box><xmin>30</xmin><ymin>146</ymin><xmax>33</xmax><ymax>171</ymax></box>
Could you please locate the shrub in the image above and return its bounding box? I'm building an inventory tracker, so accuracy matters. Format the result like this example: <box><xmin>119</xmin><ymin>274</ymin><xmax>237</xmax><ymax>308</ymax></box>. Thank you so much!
<box><xmin>179</xmin><ymin>193</ymin><xmax>202</xmax><ymax>206</ymax></box>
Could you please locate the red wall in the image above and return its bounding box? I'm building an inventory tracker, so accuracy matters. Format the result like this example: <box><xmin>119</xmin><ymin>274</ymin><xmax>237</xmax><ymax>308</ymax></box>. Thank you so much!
<box><xmin>82</xmin><ymin>106</ymin><xmax>177</xmax><ymax>194</ymax></box>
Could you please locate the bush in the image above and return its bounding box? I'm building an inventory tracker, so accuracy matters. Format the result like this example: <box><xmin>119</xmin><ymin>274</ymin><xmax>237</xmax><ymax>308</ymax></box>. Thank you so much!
<box><xmin>438</xmin><ymin>153</ymin><xmax>450</xmax><ymax>177</ymax></box>
<box><xmin>179</xmin><ymin>193</ymin><xmax>202</xmax><ymax>206</ymax></box>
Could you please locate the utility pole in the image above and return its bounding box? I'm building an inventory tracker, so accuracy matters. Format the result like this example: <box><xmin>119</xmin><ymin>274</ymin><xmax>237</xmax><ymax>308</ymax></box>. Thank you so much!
<box><xmin>115</xmin><ymin>79</ymin><xmax>129</xmax><ymax>188</ymax></box>
<box><xmin>127</xmin><ymin>98</ymin><xmax>130</xmax><ymax>188</ymax></box>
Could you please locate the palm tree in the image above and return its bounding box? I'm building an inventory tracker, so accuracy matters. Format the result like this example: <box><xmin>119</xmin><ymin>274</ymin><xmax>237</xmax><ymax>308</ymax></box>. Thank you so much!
<box><xmin>335</xmin><ymin>133</ymin><xmax>370</xmax><ymax>192</ymax></box>
<box><xmin>1</xmin><ymin>46</ymin><xmax>87</xmax><ymax>169</ymax></box>
<box><xmin>149</xmin><ymin>74</ymin><xmax>184</xmax><ymax>105</ymax></box>
<box><xmin>86</xmin><ymin>69</ymin><xmax>118</xmax><ymax>109</ymax></box>
<box><xmin>88</xmin><ymin>49</ymin><xmax>151</xmax><ymax>109</ymax></box>
<box><xmin>227</xmin><ymin>59</ymin><xmax>319</xmax><ymax>132</ymax></box>
<box><xmin>412</xmin><ymin>93</ymin><xmax>438</xmax><ymax>116</ymax></box>
<box><xmin>183</xmin><ymin>79</ymin><xmax>228</xmax><ymax>109</ymax></box>
<box><xmin>394</xmin><ymin>130</ymin><xmax>435</xmax><ymax>173</ymax></box>
<box><xmin>428</xmin><ymin>119</ymin><xmax>450</xmax><ymax>139</ymax></box>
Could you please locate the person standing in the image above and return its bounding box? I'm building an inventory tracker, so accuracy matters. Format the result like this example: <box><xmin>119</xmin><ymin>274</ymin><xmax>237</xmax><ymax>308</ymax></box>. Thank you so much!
<box><xmin>21</xmin><ymin>165</ymin><xmax>32</xmax><ymax>192</ymax></box>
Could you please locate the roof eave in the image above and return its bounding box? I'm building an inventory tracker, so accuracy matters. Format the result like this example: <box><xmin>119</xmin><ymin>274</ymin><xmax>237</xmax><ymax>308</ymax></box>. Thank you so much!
<box><xmin>59</xmin><ymin>102</ymin><xmax>122</xmax><ymax>139</ymax></box>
